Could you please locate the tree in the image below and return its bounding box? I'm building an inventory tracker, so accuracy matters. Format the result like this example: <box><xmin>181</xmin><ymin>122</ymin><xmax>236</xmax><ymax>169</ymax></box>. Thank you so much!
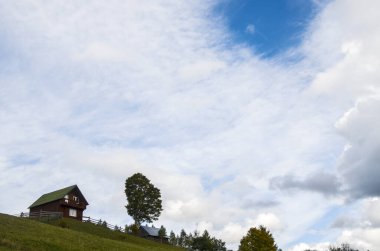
<box><xmin>125</xmin><ymin>223</ymin><xmax>139</xmax><ymax>235</ymax></box>
<box><xmin>170</xmin><ymin>228</ymin><xmax>227</xmax><ymax>251</ymax></box>
<box><xmin>188</xmin><ymin>230</ymin><xmax>227</xmax><ymax>251</ymax></box>
<box><xmin>125</xmin><ymin>173</ymin><xmax>163</xmax><ymax>227</ymax></box>
<box><xmin>238</xmin><ymin>225</ymin><xmax>277</xmax><ymax>251</ymax></box>
<box><xmin>210</xmin><ymin>237</ymin><xmax>227</xmax><ymax>251</ymax></box>
<box><xmin>169</xmin><ymin>230</ymin><xmax>177</xmax><ymax>245</ymax></box>
<box><xmin>178</xmin><ymin>229</ymin><xmax>187</xmax><ymax>247</ymax></box>
<box><xmin>158</xmin><ymin>225</ymin><xmax>167</xmax><ymax>243</ymax></box>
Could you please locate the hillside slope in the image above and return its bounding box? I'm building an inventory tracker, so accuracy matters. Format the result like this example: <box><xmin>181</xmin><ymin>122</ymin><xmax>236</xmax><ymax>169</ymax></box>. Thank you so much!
<box><xmin>0</xmin><ymin>214</ymin><xmax>183</xmax><ymax>251</ymax></box>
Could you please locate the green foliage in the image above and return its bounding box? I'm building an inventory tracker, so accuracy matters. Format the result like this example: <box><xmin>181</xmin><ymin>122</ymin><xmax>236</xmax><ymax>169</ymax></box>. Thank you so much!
<box><xmin>158</xmin><ymin>225</ymin><xmax>167</xmax><ymax>238</ymax></box>
<box><xmin>125</xmin><ymin>223</ymin><xmax>139</xmax><ymax>235</ymax></box>
<box><xmin>190</xmin><ymin>230</ymin><xmax>227</xmax><ymax>251</ymax></box>
<box><xmin>169</xmin><ymin>230</ymin><xmax>177</xmax><ymax>246</ymax></box>
<box><xmin>238</xmin><ymin>225</ymin><xmax>278</xmax><ymax>251</ymax></box>
<box><xmin>177</xmin><ymin>229</ymin><xmax>187</xmax><ymax>247</ymax></box>
<box><xmin>125</xmin><ymin>172</ymin><xmax>163</xmax><ymax>227</ymax></box>
<box><xmin>58</xmin><ymin>219</ymin><xmax>68</xmax><ymax>228</ymax></box>
<box><xmin>158</xmin><ymin>225</ymin><xmax>167</xmax><ymax>243</ymax></box>
<box><xmin>0</xmin><ymin>213</ymin><xmax>184</xmax><ymax>251</ymax></box>
<box><xmin>171</xmin><ymin>229</ymin><xmax>226</xmax><ymax>251</ymax></box>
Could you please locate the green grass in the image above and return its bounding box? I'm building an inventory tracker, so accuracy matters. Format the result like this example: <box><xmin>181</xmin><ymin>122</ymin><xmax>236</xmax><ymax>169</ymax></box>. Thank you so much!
<box><xmin>0</xmin><ymin>213</ymin><xmax>183</xmax><ymax>251</ymax></box>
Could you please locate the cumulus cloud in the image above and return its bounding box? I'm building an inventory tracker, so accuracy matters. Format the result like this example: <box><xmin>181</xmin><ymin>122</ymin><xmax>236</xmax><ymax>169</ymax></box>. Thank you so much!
<box><xmin>336</xmin><ymin>97</ymin><xmax>380</xmax><ymax>198</ymax></box>
<box><xmin>254</xmin><ymin>213</ymin><xmax>282</xmax><ymax>231</ymax></box>
<box><xmin>328</xmin><ymin>198</ymin><xmax>380</xmax><ymax>250</ymax></box>
<box><xmin>337</xmin><ymin>228</ymin><xmax>380</xmax><ymax>251</ymax></box>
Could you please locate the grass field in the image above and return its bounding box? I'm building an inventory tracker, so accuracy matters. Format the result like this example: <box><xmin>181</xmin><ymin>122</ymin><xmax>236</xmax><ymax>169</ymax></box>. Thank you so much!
<box><xmin>0</xmin><ymin>213</ymin><xmax>184</xmax><ymax>251</ymax></box>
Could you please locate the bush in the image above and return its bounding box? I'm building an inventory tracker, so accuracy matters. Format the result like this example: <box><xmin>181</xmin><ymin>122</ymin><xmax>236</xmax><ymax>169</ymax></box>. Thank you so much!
<box><xmin>58</xmin><ymin>220</ymin><xmax>68</xmax><ymax>229</ymax></box>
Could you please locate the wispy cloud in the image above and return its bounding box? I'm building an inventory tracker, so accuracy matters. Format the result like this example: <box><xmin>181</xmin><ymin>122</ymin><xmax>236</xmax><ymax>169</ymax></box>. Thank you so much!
<box><xmin>245</xmin><ymin>24</ymin><xmax>255</xmax><ymax>34</ymax></box>
<box><xmin>1</xmin><ymin>0</ymin><xmax>380</xmax><ymax>250</ymax></box>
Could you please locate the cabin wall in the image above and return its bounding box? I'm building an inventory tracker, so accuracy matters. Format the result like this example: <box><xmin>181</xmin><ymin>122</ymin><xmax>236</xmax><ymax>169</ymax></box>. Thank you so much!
<box><xmin>30</xmin><ymin>201</ymin><xmax>84</xmax><ymax>221</ymax></box>
<box><xmin>61</xmin><ymin>206</ymin><xmax>84</xmax><ymax>221</ymax></box>
<box><xmin>29</xmin><ymin>201</ymin><xmax>62</xmax><ymax>214</ymax></box>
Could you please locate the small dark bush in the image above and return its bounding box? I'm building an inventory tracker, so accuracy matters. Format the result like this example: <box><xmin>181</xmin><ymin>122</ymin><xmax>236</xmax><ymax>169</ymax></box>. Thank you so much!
<box><xmin>58</xmin><ymin>220</ymin><xmax>68</xmax><ymax>229</ymax></box>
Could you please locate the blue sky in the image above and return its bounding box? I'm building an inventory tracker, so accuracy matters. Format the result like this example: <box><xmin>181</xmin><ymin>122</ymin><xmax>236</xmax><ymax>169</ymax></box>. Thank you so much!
<box><xmin>1</xmin><ymin>1</ymin><xmax>380</xmax><ymax>250</ymax></box>
<box><xmin>215</xmin><ymin>0</ymin><xmax>319</xmax><ymax>56</ymax></box>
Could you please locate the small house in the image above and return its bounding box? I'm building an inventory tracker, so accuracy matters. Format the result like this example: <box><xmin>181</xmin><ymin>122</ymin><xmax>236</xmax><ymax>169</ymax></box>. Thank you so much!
<box><xmin>139</xmin><ymin>225</ymin><xmax>169</xmax><ymax>243</ymax></box>
<box><xmin>29</xmin><ymin>185</ymin><xmax>88</xmax><ymax>221</ymax></box>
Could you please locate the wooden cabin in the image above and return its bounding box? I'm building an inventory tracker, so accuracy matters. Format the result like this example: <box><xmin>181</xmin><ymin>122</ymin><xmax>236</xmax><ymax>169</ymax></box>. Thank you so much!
<box><xmin>29</xmin><ymin>185</ymin><xmax>88</xmax><ymax>221</ymax></box>
<box><xmin>139</xmin><ymin>225</ymin><xmax>169</xmax><ymax>243</ymax></box>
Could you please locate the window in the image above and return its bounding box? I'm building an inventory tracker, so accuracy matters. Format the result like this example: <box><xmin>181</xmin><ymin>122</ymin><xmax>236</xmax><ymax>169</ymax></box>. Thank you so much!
<box><xmin>73</xmin><ymin>196</ymin><xmax>79</xmax><ymax>204</ymax></box>
<box><xmin>69</xmin><ymin>208</ymin><xmax>77</xmax><ymax>217</ymax></box>
<box><xmin>64</xmin><ymin>195</ymin><xmax>69</xmax><ymax>203</ymax></box>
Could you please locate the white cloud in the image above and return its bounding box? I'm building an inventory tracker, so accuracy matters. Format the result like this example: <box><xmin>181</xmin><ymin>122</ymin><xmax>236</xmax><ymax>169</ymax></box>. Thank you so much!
<box><xmin>178</xmin><ymin>60</ymin><xmax>226</xmax><ymax>81</ymax></box>
<box><xmin>254</xmin><ymin>213</ymin><xmax>282</xmax><ymax>231</ymax></box>
<box><xmin>74</xmin><ymin>42</ymin><xmax>125</xmax><ymax>61</ymax></box>
<box><xmin>334</xmin><ymin>96</ymin><xmax>380</xmax><ymax>198</ymax></box>
<box><xmin>288</xmin><ymin>242</ymin><xmax>330</xmax><ymax>251</ymax></box>
<box><xmin>245</xmin><ymin>24</ymin><xmax>255</xmax><ymax>34</ymax></box>
<box><xmin>365</xmin><ymin>198</ymin><xmax>380</xmax><ymax>227</ymax></box>
<box><xmin>1</xmin><ymin>0</ymin><xmax>380</xmax><ymax>250</ymax></box>
<box><xmin>337</xmin><ymin>228</ymin><xmax>380</xmax><ymax>251</ymax></box>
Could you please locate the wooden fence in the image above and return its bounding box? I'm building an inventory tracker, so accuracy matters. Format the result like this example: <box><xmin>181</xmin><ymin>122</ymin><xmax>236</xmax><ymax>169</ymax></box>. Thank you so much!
<box><xmin>17</xmin><ymin>211</ymin><xmax>63</xmax><ymax>221</ymax></box>
<box><xmin>82</xmin><ymin>216</ymin><xmax>126</xmax><ymax>233</ymax></box>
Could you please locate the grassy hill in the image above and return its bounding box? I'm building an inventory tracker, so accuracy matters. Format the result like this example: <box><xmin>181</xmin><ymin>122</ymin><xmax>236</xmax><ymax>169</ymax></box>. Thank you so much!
<box><xmin>0</xmin><ymin>213</ymin><xmax>184</xmax><ymax>251</ymax></box>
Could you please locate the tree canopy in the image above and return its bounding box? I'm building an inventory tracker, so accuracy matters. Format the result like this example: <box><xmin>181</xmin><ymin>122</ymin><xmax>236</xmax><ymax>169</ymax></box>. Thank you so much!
<box><xmin>125</xmin><ymin>172</ymin><xmax>163</xmax><ymax>227</ymax></box>
<box><xmin>171</xmin><ymin>229</ymin><xmax>226</xmax><ymax>251</ymax></box>
<box><xmin>238</xmin><ymin>225</ymin><xmax>277</xmax><ymax>251</ymax></box>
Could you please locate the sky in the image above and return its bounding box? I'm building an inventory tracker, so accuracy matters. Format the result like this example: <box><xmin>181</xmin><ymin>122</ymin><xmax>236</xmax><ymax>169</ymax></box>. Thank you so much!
<box><xmin>0</xmin><ymin>0</ymin><xmax>380</xmax><ymax>250</ymax></box>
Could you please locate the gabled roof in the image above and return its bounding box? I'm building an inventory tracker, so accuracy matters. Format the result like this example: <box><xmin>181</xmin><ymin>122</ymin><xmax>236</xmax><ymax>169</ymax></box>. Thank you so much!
<box><xmin>140</xmin><ymin>225</ymin><xmax>160</xmax><ymax>237</ymax></box>
<box><xmin>29</xmin><ymin>185</ymin><xmax>88</xmax><ymax>208</ymax></box>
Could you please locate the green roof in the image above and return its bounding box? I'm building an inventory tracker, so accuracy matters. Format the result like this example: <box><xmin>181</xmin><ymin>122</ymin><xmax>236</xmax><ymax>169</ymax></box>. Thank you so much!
<box><xmin>29</xmin><ymin>185</ymin><xmax>78</xmax><ymax>208</ymax></box>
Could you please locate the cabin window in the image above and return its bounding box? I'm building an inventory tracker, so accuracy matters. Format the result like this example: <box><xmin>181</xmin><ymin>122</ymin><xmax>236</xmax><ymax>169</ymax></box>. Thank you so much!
<box><xmin>64</xmin><ymin>195</ymin><xmax>69</xmax><ymax>203</ymax></box>
<box><xmin>73</xmin><ymin>196</ymin><xmax>79</xmax><ymax>204</ymax></box>
<box><xmin>69</xmin><ymin>208</ymin><xmax>77</xmax><ymax>217</ymax></box>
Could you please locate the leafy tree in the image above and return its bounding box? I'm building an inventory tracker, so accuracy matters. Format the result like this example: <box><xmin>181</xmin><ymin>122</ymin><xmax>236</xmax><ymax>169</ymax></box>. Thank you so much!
<box><xmin>191</xmin><ymin>230</ymin><xmax>213</xmax><ymax>251</ymax></box>
<box><xmin>125</xmin><ymin>173</ymin><xmax>163</xmax><ymax>227</ymax></box>
<box><xmin>210</xmin><ymin>237</ymin><xmax>227</xmax><ymax>251</ymax></box>
<box><xmin>102</xmin><ymin>220</ymin><xmax>108</xmax><ymax>228</ymax></box>
<box><xmin>158</xmin><ymin>225</ymin><xmax>167</xmax><ymax>243</ymax></box>
<box><xmin>170</xmin><ymin>228</ymin><xmax>226</xmax><ymax>251</ymax></box>
<box><xmin>125</xmin><ymin>223</ymin><xmax>139</xmax><ymax>235</ymax></box>
<box><xmin>169</xmin><ymin>230</ymin><xmax>177</xmax><ymax>245</ymax></box>
<box><xmin>238</xmin><ymin>225</ymin><xmax>277</xmax><ymax>251</ymax></box>
<box><xmin>190</xmin><ymin>230</ymin><xmax>226</xmax><ymax>251</ymax></box>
